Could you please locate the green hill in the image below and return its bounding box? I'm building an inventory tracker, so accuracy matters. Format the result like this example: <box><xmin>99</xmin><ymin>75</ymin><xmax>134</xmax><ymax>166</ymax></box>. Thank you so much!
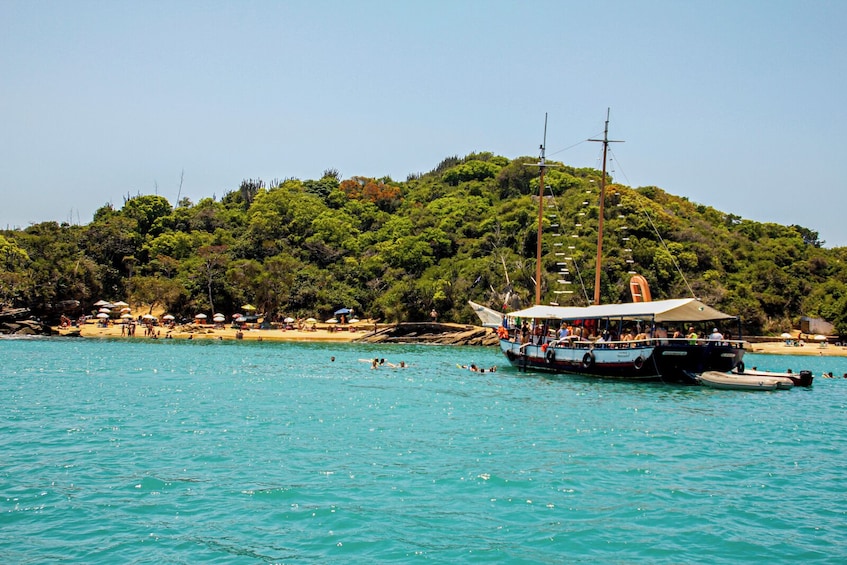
<box><xmin>2</xmin><ymin>152</ymin><xmax>845</xmax><ymax>337</ymax></box>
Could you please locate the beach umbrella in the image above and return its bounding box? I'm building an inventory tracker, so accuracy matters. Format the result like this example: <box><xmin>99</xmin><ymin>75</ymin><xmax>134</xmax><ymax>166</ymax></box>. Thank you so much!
<box><xmin>120</xmin><ymin>307</ymin><xmax>132</xmax><ymax>313</ymax></box>
<box><xmin>814</xmin><ymin>334</ymin><xmax>827</xmax><ymax>341</ymax></box>
<box><xmin>242</xmin><ymin>304</ymin><xmax>256</xmax><ymax>311</ymax></box>
<box><xmin>305</xmin><ymin>317</ymin><xmax>317</xmax><ymax>323</ymax></box>
<box><xmin>195</xmin><ymin>313</ymin><xmax>207</xmax><ymax>319</ymax></box>
<box><xmin>142</xmin><ymin>314</ymin><xmax>156</xmax><ymax>320</ymax></box>
<box><xmin>96</xmin><ymin>312</ymin><xmax>109</xmax><ymax>319</ymax></box>
<box><xmin>162</xmin><ymin>314</ymin><xmax>175</xmax><ymax>320</ymax></box>
<box><xmin>334</xmin><ymin>307</ymin><xmax>352</xmax><ymax>315</ymax></box>
<box><xmin>349</xmin><ymin>318</ymin><xmax>360</xmax><ymax>324</ymax></box>
<box><xmin>213</xmin><ymin>315</ymin><xmax>226</xmax><ymax>322</ymax></box>
<box><xmin>284</xmin><ymin>317</ymin><xmax>295</xmax><ymax>323</ymax></box>
<box><xmin>98</xmin><ymin>307</ymin><xmax>111</xmax><ymax>314</ymax></box>
<box><xmin>780</xmin><ymin>332</ymin><xmax>792</xmax><ymax>339</ymax></box>
<box><xmin>93</xmin><ymin>299</ymin><xmax>111</xmax><ymax>307</ymax></box>
<box><xmin>326</xmin><ymin>318</ymin><xmax>339</xmax><ymax>324</ymax></box>
<box><xmin>112</xmin><ymin>301</ymin><xmax>129</xmax><ymax>307</ymax></box>
<box><xmin>121</xmin><ymin>313</ymin><xmax>133</xmax><ymax>319</ymax></box>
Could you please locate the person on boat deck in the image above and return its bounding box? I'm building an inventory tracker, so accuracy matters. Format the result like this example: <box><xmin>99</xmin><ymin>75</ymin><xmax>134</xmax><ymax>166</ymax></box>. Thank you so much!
<box><xmin>672</xmin><ymin>328</ymin><xmax>683</xmax><ymax>340</ymax></box>
<box><xmin>532</xmin><ymin>323</ymin><xmax>543</xmax><ymax>345</ymax></box>
<box><xmin>557</xmin><ymin>325</ymin><xmax>570</xmax><ymax>340</ymax></box>
<box><xmin>708</xmin><ymin>328</ymin><xmax>724</xmax><ymax>341</ymax></box>
<box><xmin>687</xmin><ymin>327</ymin><xmax>699</xmax><ymax>344</ymax></box>
<box><xmin>520</xmin><ymin>320</ymin><xmax>529</xmax><ymax>344</ymax></box>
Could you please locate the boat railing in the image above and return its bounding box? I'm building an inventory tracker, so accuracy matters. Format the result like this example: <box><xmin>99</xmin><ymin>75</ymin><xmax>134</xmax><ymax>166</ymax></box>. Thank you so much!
<box><xmin>505</xmin><ymin>329</ymin><xmax>744</xmax><ymax>350</ymax></box>
<box><xmin>545</xmin><ymin>337</ymin><xmax>745</xmax><ymax>349</ymax></box>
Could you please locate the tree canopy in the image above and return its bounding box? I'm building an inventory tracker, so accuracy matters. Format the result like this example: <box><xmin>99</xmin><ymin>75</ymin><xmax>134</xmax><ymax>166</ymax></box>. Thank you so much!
<box><xmin>2</xmin><ymin>153</ymin><xmax>845</xmax><ymax>337</ymax></box>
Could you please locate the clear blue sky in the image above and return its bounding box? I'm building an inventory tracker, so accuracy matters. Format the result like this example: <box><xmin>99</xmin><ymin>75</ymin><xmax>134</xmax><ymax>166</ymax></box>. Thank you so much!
<box><xmin>3</xmin><ymin>1</ymin><xmax>845</xmax><ymax>245</ymax></box>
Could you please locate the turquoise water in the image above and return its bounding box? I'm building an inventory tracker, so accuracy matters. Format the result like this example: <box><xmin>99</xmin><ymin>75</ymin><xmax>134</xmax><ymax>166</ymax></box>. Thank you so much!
<box><xmin>2</xmin><ymin>338</ymin><xmax>847</xmax><ymax>564</ymax></box>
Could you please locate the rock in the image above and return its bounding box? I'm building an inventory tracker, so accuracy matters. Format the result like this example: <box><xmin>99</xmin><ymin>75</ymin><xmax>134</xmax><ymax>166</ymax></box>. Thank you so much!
<box><xmin>354</xmin><ymin>322</ymin><xmax>498</xmax><ymax>347</ymax></box>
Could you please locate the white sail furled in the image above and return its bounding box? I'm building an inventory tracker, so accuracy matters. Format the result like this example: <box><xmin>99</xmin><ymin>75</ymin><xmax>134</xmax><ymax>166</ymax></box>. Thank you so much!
<box><xmin>468</xmin><ymin>301</ymin><xmax>504</xmax><ymax>328</ymax></box>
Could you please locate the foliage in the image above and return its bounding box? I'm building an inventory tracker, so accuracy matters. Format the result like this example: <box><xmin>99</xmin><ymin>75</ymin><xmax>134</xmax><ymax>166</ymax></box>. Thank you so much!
<box><xmin>2</xmin><ymin>151</ymin><xmax>847</xmax><ymax>338</ymax></box>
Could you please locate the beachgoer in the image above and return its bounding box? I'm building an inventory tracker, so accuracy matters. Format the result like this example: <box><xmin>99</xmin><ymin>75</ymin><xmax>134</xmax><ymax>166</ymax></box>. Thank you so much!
<box><xmin>708</xmin><ymin>328</ymin><xmax>724</xmax><ymax>341</ymax></box>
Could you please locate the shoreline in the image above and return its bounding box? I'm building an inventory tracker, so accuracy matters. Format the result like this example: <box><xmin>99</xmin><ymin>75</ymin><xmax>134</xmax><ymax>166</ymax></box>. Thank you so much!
<box><xmin>53</xmin><ymin>323</ymin><xmax>847</xmax><ymax>357</ymax></box>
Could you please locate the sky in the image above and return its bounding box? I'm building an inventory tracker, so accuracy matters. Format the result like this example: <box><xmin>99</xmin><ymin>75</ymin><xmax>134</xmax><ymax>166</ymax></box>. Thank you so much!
<box><xmin>2</xmin><ymin>1</ymin><xmax>845</xmax><ymax>246</ymax></box>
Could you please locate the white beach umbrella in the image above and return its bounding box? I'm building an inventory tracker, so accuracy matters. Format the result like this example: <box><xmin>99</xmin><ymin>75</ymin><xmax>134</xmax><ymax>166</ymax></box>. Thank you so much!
<box><xmin>112</xmin><ymin>301</ymin><xmax>129</xmax><ymax>307</ymax></box>
<box><xmin>325</xmin><ymin>318</ymin><xmax>338</xmax><ymax>324</ymax></box>
<box><xmin>213</xmin><ymin>315</ymin><xmax>226</xmax><ymax>322</ymax></box>
<box><xmin>98</xmin><ymin>307</ymin><xmax>111</xmax><ymax>314</ymax></box>
<box><xmin>814</xmin><ymin>334</ymin><xmax>827</xmax><ymax>341</ymax></box>
<box><xmin>284</xmin><ymin>317</ymin><xmax>295</xmax><ymax>323</ymax></box>
<box><xmin>349</xmin><ymin>318</ymin><xmax>360</xmax><ymax>323</ymax></box>
<box><xmin>120</xmin><ymin>313</ymin><xmax>133</xmax><ymax>319</ymax></box>
<box><xmin>120</xmin><ymin>307</ymin><xmax>132</xmax><ymax>313</ymax></box>
<box><xmin>780</xmin><ymin>333</ymin><xmax>792</xmax><ymax>339</ymax></box>
<box><xmin>195</xmin><ymin>313</ymin><xmax>207</xmax><ymax>319</ymax></box>
<box><xmin>96</xmin><ymin>312</ymin><xmax>109</xmax><ymax>319</ymax></box>
<box><xmin>162</xmin><ymin>314</ymin><xmax>175</xmax><ymax>320</ymax></box>
<box><xmin>142</xmin><ymin>314</ymin><xmax>156</xmax><ymax>320</ymax></box>
<box><xmin>305</xmin><ymin>317</ymin><xmax>317</xmax><ymax>323</ymax></box>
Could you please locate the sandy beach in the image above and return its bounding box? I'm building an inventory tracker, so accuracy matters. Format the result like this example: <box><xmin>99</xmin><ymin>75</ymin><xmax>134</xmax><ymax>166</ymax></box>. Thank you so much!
<box><xmin>61</xmin><ymin>322</ymin><xmax>370</xmax><ymax>342</ymax></box>
<box><xmin>747</xmin><ymin>340</ymin><xmax>847</xmax><ymax>357</ymax></box>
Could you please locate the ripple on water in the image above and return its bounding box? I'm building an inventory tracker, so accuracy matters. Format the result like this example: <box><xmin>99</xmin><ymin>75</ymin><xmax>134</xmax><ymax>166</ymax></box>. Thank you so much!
<box><xmin>2</xmin><ymin>339</ymin><xmax>847</xmax><ymax>562</ymax></box>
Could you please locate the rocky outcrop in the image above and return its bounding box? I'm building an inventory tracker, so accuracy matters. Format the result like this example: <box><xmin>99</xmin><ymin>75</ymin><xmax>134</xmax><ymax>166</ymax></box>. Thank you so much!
<box><xmin>0</xmin><ymin>307</ymin><xmax>56</xmax><ymax>336</ymax></box>
<box><xmin>354</xmin><ymin>322</ymin><xmax>499</xmax><ymax>346</ymax></box>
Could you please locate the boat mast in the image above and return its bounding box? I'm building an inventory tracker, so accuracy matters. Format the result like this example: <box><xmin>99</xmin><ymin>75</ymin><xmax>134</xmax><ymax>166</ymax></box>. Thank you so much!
<box><xmin>534</xmin><ymin>114</ymin><xmax>548</xmax><ymax>305</ymax></box>
<box><xmin>588</xmin><ymin>109</ymin><xmax>623</xmax><ymax>305</ymax></box>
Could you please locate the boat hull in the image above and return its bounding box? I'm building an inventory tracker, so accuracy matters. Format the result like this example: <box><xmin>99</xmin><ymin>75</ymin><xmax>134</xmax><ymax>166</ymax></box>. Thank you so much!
<box><xmin>697</xmin><ymin>371</ymin><xmax>786</xmax><ymax>391</ymax></box>
<box><xmin>500</xmin><ymin>339</ymin><xmax>744</xmax><ymax>384</ymax></box>
<box><xmin>735</xmin><ymin>368</ymin><xmax>814</xmax><ymax>387</ymax></box>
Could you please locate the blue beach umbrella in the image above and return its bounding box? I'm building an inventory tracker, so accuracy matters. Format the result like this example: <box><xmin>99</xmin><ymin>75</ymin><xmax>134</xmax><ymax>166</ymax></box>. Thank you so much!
<box><xmin>334</xmin><ymin>307</ymin><xmax>352</xmax><ymax>315</ymax></box>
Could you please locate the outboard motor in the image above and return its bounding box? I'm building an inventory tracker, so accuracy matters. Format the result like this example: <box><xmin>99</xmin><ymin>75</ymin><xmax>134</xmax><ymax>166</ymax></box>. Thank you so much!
<box><xmin>797</xmin><ymin>370</ymin><xmax>814</xmax><ymax>387</ymax></box>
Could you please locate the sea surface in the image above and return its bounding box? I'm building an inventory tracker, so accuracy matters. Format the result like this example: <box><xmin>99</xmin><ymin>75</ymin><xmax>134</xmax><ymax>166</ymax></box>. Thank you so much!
<box><xmin>2</xmin><ymin>337</ymin><xmax>846</xmax><ymax>564</ymax></box>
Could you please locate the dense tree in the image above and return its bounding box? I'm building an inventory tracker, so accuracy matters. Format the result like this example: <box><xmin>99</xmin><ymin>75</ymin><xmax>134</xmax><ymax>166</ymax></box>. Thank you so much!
<box><xmin>3</xmin><ymin>151</ymin><xmax>847</xmax><ymax>338</ymax></box>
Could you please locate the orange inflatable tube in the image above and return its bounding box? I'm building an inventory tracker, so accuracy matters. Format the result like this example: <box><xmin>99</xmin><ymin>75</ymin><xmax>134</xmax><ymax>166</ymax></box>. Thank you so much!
<box><xmin>629</xmin><ymin>274</ymin><xmax>652</xmax><ymax>302</ymax></box>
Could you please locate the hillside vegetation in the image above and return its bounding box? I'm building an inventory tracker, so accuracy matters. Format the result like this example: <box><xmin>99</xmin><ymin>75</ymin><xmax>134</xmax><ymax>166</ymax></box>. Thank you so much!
<box><xmin>2</xmin><ymin>152</ymin><xmax>846</xmax><ymax>336</ymax></box>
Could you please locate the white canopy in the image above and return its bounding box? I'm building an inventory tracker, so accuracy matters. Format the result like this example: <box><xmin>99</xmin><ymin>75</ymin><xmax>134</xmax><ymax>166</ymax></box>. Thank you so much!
<box><xmin>506</xmin><ymin>298</ymin><xmax>737</xmax><ymax>323</ymax></box>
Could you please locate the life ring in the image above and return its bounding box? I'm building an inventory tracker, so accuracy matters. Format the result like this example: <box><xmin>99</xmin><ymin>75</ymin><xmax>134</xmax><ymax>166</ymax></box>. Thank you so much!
<box><xmin>633</xmin><ymin>356</ymin><xmax>644</xmax><ymax>370</ymax></box>
<box><xmin>736</xmin><ymin>361</ymin><xmax>745</xmax><ymax>374</ymax></box>
<box><xmin>506</xmin><ymin>349</ymin><xmax>516</xmax><ymax>361</ymax></box>
<box><xmin>581</xmin><ymin>352</ymin><xmax>594</xmax><ymax>369</ymax></box>
<box><xmin>546</xmin><ymin>348</ymin><xmax>556</xmax><ymax>363</ymax></box>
